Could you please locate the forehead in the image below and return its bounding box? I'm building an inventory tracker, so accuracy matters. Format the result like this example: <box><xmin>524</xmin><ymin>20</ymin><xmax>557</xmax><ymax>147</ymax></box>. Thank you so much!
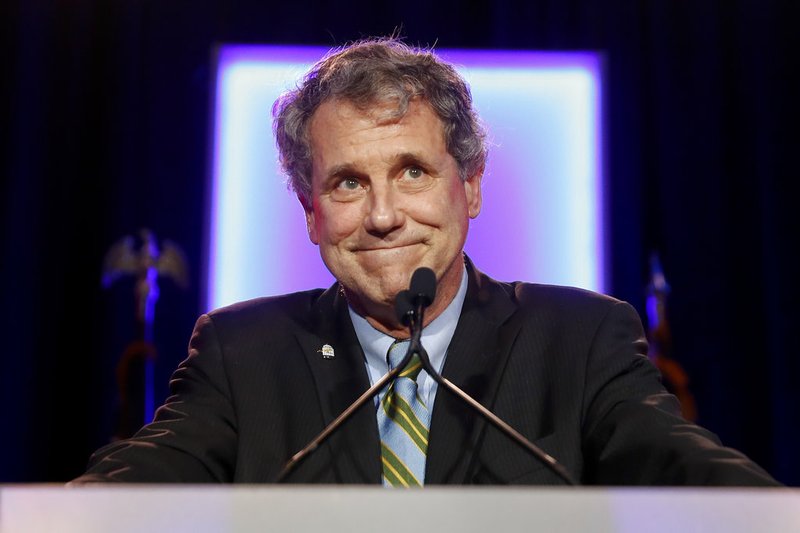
<box><xmin>307</xmin><ymin>99</ymin><xmax>450</xmax><ymax>177</ymax></box>
<box><xmin>309</xmin><ymin>97</ymin><xmax>444</xmax><ymax>136</ymax></box>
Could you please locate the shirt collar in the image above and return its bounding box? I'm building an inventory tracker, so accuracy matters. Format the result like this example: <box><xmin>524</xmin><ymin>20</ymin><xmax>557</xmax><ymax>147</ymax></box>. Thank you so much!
<box><xmin>349</xmin><ymin>264</ymin><xmax>468</xmax><ymax>377</ymax></box>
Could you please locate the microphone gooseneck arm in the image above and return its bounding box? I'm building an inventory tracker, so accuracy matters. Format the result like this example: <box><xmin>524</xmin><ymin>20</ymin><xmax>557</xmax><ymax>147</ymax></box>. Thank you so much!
<box><xmin>416</xmin><ymin>345</ymin><xmax>576</xmax><ymax>485</ymax></box>
<box><xmin>275</xmin><ymin>362</ymin><xmax>404</xmax><ymax>483</ymax></box>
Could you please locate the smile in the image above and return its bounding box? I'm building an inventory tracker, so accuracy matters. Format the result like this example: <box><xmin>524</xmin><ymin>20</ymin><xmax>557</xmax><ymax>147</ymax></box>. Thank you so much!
<box><xmin>355</xmin><ymin>243</ymin><xmax>422</xmax><ymax>253</ymax></box>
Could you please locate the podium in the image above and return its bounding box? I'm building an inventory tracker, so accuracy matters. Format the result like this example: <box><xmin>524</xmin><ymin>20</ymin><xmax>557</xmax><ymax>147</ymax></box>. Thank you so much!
<box><xmin>1</xmin><ymin>485</ymin><xmax>798</xmax><ymax>532</ymax></box>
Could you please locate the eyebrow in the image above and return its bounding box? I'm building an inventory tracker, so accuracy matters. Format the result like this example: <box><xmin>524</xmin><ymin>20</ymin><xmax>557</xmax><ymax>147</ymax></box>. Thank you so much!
<box><xmin>323</xmin><ymin>152</ymin><xmax>434</xmax><ymax>181</ymax></box>
<box><xmin>325</xmin><ymin>163</ymin><xmax>360</xmax><ymax>180</ymax></box>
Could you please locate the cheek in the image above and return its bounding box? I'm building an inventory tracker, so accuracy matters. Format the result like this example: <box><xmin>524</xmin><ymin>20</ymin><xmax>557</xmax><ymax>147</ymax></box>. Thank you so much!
<box><xmin>315</xmin><ymin>204</ymin><xmax>363</xmax><ymax>243</ymax></box>
<box><xmin>412</xmin><ymin>184</ymin><xmax>467</xmax><ymax>228</ymax></box>
<box><xmin>440</xmin><ymin>181</ymin><xmax>470</xmax><ymax>215</ymax></box>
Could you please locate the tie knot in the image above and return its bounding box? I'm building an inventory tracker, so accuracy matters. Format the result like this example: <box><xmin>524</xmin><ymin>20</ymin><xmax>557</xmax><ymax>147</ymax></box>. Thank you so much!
<box><xmin>387</xmin><ymin>340</ymin><xmax>422</xmax><ymax>381</ymax></box>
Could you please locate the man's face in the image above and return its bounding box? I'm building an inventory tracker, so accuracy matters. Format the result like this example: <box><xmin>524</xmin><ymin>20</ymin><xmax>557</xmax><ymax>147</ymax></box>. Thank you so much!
<box><xmin>304</xmin><ymin>98</ymin><xmax>482</xmax><ymax>325</ymax></box>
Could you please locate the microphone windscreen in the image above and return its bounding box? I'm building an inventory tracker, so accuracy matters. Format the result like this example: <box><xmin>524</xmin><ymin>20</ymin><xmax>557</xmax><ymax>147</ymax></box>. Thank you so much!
<box><xmin>410</xmin><ymin>267</ymin><xmax>436</xmax><ymax>307</ymax></box>
<box><xmin>394</xmin><ymin>290</ymin><xmax>414</xmax><ymax>325</ymax></box>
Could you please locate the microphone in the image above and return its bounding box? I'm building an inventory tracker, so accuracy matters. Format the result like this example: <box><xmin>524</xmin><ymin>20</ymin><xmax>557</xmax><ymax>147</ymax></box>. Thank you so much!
<box><xmin>395</xmin><ymin>290</ymin><xmax>414</xmax><ymax>326</ymax></box>
<box><xmin>396</xmin><ymin>268</ymin><xmax>577</xmax><ymax>486</ymax></box>
<box><xmin>409</xmin><ymin>266</ymin><xmax>436</xmax><ymax>308</ymax></box>
<box><xmin>395</xmin><ymin>267</ymin><xmax>435</xmax><ymax>326</ymax></box>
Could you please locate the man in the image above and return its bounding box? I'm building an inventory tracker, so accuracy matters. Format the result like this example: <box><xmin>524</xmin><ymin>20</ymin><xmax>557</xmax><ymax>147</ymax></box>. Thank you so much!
<box><xmin>76</xmin><ymin>38</ymin><xmax>778</xmax><ymax>485</ymax></box>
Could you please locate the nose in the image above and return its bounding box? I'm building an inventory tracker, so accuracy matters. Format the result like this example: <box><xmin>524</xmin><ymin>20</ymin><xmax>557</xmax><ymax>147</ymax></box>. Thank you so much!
<box><xmin>363</xmin><ymin>183</ymin><xmax>405</xmax><ymax>235</ymax></box>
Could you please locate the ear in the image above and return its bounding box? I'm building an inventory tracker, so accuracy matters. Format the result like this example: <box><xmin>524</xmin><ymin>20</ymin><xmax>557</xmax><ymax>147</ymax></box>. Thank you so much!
<box><xmin>464</xmin><ymin>167</ymin><xmax>483</xmax><ymax>219</ymax></box>
<box><xmin>301</xmin><ymin>196</ymin><xmax>319</xmax><ymax>245</ymax></box>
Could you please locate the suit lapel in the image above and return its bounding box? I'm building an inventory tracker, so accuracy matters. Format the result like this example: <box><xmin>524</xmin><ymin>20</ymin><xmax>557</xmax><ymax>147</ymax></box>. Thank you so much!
<box><xmin>426</xmin><ymin>260</ymin><xmax>520</xmax><ymax>484</ymax></box>
<box><xmin>295</xmin><ymin>284</ymin><xmax>382</xmax><ymax>484</ymax></box>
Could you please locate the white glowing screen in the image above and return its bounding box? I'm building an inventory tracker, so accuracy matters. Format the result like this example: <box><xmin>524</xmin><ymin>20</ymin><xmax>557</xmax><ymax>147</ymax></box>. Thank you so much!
<box><xmin>207</xmin><ymin>46</ymin><xmax>603</xmax><ymax>310</ymax></box>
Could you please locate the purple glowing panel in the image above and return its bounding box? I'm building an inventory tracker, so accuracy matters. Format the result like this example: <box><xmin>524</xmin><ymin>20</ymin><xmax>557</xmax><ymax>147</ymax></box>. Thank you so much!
<box><xmin>207</xmin><ymin>46</ymin><xmax>603</xmax><ymax>311</ymax></box>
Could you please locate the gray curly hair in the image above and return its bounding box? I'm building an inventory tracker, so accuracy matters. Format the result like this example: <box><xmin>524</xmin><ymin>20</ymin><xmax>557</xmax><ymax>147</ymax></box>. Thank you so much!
<box><xmin>272</xmin><ymin>38</ymin><xmax>488</xmax><ymax>207</ymax></box>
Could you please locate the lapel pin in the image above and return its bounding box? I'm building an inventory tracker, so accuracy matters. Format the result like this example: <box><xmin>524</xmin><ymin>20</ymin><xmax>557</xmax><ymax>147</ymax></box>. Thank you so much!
<box><xmin>319</xmin><ymin>344</ymin><xmax>335</xmax><ymax>359</ymax></box>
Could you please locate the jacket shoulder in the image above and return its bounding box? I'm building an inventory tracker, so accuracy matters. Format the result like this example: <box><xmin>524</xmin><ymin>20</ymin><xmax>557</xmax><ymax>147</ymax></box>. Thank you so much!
<box><xmin>502</xmin><ymin>279</ymin><xmax>628</xmax><ymax>319</ymax></box>
<box><xmin>204</xmin><ymin>288</ymin><xmax>329</xmax><ymax>335</ymax></box>
<box><xmin>510</xmin><ymin>282</ymin><xmax>620</xmax><ymax>304</ymax></box>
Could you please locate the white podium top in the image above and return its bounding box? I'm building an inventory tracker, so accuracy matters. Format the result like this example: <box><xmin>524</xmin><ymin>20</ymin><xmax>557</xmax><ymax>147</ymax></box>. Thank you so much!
<box><xmin>1</xmin><ymin>485</ymin><xmax>797</xmax><ymax>533</ymax></box>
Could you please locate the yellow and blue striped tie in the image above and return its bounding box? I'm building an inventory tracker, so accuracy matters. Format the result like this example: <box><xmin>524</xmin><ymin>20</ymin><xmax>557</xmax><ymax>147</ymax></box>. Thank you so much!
<box><xmin>378</xmin><ymin>340</ymin><xmax>430</xmax><ymax>487</ymax></box>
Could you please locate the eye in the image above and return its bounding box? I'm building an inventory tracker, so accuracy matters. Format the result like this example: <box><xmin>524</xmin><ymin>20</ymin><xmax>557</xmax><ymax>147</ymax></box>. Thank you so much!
<box><xmin>337</xmin><ymin>177</ymin><xmax>361</xmax><ymax>190</ymax></box>
<box><xmin>404</xmin><ymin>167</ymin><xmax>424</xmax><ymax>180</ymax></box>
<box><xmin>329</xmin><ymin>176</ymin><xmax>366</xmax><ymax>201</ymax></box>
<box><xmin>397</xmin><ymin>166</ymin><xmax>432</xmax><ymax>191</ymax></box>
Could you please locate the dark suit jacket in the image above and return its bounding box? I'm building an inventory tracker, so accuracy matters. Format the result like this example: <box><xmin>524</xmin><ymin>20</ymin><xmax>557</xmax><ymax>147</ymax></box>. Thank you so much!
<box><xmin>77</xmin><ymin>263</ymin><xmax>777</xmax><ymax>485</ymax></box>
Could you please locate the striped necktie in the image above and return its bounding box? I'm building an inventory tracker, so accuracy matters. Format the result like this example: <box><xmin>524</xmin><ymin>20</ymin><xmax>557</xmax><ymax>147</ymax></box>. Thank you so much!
<box><xmin>377</xmin><ymin>340</ymin><xmax>431</xmax><ymax>487</ymax></box>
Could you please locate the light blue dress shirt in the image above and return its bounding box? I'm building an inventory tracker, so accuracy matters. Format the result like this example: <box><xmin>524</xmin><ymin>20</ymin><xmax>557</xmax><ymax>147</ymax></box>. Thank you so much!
<box><xmin>349</xmin><ymin>266</ymin><xmax>468</xmax><ymax>410</ymax></box>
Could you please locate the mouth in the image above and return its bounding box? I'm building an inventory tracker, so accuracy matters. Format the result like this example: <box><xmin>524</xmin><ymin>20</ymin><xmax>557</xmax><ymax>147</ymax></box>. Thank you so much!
<box><xmin>354</xmin><ymin>242</ymin><xmax>422</xmax><ymax>253</ymax></box>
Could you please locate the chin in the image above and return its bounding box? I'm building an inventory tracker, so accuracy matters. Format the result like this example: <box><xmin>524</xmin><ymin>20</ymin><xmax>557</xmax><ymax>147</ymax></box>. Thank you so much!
<box><xmin>376</xmin><ymin>280</ymin><xmax>407</xmax><ymax>305</ymax></box>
